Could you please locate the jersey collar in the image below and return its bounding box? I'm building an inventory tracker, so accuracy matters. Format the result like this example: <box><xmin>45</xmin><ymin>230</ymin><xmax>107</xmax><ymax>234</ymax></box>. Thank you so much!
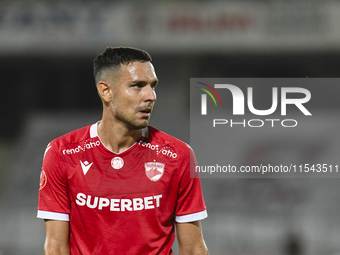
<box><xmin>90</xmin><ymin>122</ymin><xmax>149</xmax><ymax>139</ymax></box>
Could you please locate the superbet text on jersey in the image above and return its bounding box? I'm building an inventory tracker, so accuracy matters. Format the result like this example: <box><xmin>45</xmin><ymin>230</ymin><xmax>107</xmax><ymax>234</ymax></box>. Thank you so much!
<box><xmin>37</xmin><ymin>122</ymin><xmax>207</xmax><ymax>255</ymax></box>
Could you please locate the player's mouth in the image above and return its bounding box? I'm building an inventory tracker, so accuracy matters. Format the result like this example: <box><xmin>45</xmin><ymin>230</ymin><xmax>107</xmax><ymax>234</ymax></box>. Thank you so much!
<box><xmin>138</xmin><ymin>108</ymin><xmax>152</xmax><ymax>117</ymax></box>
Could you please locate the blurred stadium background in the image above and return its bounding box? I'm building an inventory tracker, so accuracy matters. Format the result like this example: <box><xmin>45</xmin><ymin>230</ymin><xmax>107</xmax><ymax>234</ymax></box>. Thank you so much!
<box><xmin>1</xmin><ymin>0</ymin><xmax>340</xmax><ymax>254</ymax></box>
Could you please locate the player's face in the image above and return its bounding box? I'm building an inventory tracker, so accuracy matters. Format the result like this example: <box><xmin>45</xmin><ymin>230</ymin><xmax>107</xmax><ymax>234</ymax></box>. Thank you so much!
<box><xmin>110</xmin><ymin>61</ymin><xmax>158</xmax><ymax>129</ymax></box>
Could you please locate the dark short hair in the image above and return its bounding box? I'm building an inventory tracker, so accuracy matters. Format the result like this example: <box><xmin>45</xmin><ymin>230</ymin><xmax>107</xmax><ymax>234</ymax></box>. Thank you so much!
<box><xmin>93</xmin><ymin>46</ymin><xmax>152</xmax><ymax>84</ymax></box>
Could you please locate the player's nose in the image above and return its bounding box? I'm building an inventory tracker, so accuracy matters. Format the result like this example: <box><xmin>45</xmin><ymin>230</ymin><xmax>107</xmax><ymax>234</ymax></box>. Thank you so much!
<box><xmin>144</xmin><ymin>85</ymin><xmax>157</xmax><ymax>102</ymax></box>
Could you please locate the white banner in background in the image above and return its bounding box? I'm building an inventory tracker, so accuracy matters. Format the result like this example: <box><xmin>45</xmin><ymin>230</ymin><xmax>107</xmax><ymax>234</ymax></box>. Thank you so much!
<box><xmin>0</xmin><ymin>2</ymin><xmax>340</xmax><ymax>54</ymax></box>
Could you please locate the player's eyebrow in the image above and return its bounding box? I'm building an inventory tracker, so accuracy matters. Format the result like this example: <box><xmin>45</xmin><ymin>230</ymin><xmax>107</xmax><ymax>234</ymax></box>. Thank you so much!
<box><xmin>130</xmin><ymin>78</ymin><xmax>158</xmax><ymax>86</ymax></box>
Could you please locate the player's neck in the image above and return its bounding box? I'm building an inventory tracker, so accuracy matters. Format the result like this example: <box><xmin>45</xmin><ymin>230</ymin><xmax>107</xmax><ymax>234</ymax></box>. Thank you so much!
<box><xmin>97</xmin><ymin>119</ymin><xmax>142</xmax><ymax>154</ymax></box>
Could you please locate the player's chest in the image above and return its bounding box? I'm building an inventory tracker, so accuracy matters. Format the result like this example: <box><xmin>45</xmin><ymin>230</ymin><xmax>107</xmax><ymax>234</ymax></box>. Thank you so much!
<box><xmin>62</xmin><ymin>144</ymin><xmax>178</xmax><ymax>196</ymax></box>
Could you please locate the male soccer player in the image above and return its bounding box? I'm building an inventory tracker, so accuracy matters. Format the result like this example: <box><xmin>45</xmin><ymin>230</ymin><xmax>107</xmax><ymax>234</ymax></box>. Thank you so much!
<box><xmin>37</xmin><ymin>46</ymin><xmax>209</xmax><ymax>254</ymax></box>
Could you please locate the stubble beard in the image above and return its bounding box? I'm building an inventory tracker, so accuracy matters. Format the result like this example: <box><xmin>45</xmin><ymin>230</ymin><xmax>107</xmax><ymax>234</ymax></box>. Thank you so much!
<box><xmin>110</xmin><ymin>94</ymin><xmax>154</xmax><ymax>130</ymax></box>
<box><xmin>114</xmin><ymin>108</ymin><xmax>151</xmax><ymax>130</ymax></box>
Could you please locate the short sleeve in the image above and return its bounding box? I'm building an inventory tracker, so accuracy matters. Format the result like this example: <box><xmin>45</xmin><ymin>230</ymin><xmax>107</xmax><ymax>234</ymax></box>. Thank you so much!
<box><xmin>175</xmin><ymin>145</ymin><xmax>207</xmax><ymax>222</ymax></box>
<box><xmin>37</xmin><ymin>142</ymin><xmax>70</xmax><ymax>221</ymax></box>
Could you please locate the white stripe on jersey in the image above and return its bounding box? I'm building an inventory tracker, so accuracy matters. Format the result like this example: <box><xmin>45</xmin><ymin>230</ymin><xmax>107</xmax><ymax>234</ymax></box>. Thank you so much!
<box><xmin>37</xmin><ymin>210</ymin><xmax>70</xmax><ymax>221</ymax></box>
<box><xmin>90</xmin><ymin>122</ymin><xmax>149</xmax><ymax>139</ymax></box>
<box><xmin>175</xmin><ymin>209</ymin><xmax>208</xmax><ymax>223</ymax></box>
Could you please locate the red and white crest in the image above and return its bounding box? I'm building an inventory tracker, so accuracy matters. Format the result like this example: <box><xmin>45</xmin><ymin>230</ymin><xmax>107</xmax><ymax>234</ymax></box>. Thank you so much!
<box><xmin>39</xmin><ymin>170</ymin><xmax>47</xmax><ymax>190</ymax></box>
<box><xmin>111</xmin><ymin>157</ymin><xmax>124</xmax><ymax>169</ymax></box>
<box><xmin>145</xmin><ymin>162</ymin><xmax>165</xmax><ymax>181</ymax></box>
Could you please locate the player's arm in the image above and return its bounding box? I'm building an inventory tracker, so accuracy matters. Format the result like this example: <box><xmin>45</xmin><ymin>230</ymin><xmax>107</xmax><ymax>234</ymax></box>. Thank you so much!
<box><xmin>44</xmin><ymin>219</ymin><xmax>70</xmax><ymax>255</ymax></box>
<box><xmin>176</xmin><ymin>220</ymin><xmax>209</xmax><ymax>255</ymax></box>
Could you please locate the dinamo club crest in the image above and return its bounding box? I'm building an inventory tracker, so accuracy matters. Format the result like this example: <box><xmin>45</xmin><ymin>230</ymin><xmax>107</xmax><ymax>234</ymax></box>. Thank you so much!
<box><xmin>145</xmin><ymin>162</ymin><xmax>165</xmax><ymax>181</ymax></box>
<box><xmin>39</xmin><ymin>170</ymin><xmax>47</xmax><ymax>190</ymax></box>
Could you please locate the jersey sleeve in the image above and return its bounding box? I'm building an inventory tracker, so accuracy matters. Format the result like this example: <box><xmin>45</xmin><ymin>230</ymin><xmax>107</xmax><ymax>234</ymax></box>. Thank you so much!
<box><xmin>37</xmin><ymin>141</ymin><xmax>70</xmax><ymax>221</ymax></box>
<box><xmin>175</xmin><ymin>145</ymin><xmax>207</xmax><ymax>223</ymax></box>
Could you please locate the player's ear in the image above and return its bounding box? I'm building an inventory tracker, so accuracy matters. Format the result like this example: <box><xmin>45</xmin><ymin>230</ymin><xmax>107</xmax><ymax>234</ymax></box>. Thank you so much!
<box><xmin>97</xmin><ymin>81</ymin><xmax>112</xmax><ymax>103</ymax></box>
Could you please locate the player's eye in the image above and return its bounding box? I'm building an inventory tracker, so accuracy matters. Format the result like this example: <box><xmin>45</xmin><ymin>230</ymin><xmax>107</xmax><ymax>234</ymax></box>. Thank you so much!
<box><xmin>151</xmin><ymin>82</ymin><xmax>158</xmax><ymax>90</ymax></box>
<box><xmin>132</xmin><ymin>83</ymin><xmax>144</xmax><ymax>88</ymax></box>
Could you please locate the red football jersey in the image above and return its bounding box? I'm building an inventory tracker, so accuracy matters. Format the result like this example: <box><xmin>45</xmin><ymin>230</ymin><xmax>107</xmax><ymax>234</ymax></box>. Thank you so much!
<box><xmin>37</xmin><ymin>122</ymin><xmax>207</xmax><ymax>255</ymax></box>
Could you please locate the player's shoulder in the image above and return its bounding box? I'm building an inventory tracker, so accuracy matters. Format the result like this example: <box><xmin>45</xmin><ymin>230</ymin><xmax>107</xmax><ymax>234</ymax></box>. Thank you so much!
<box><xmin>147</xmin><ymin>126</ymin><xmax>192</xmax><ymax>154</ymax></box>
<box><xmin>48</xmin><ymin>124</ymin><xmax>93</xmax><ymax>150</ymax></box>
